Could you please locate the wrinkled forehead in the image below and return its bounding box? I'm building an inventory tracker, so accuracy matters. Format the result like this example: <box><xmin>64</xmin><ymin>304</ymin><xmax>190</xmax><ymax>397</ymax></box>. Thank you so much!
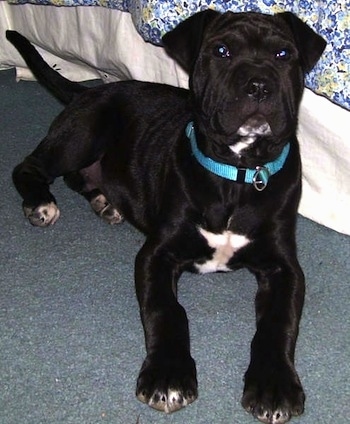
<box><xmin>204</xmin><ymin>12</ymin><xmax>294</xmax><ymax>45</ymax></box>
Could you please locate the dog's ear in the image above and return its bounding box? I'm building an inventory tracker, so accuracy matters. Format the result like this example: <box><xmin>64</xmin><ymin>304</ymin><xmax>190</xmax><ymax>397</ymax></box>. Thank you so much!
<box><xmin>162</xmin><ymin>9</ymin><xmax>220</xmax><ymax>73</ymax></box>
<box><xmin>279</xmin><ymin>12</ymin><xmax>327</xmax><ymax>73</ymax></box>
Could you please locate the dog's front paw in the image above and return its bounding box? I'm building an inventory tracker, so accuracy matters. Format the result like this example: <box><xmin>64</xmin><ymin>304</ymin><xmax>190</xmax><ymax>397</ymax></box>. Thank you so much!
<box><xmin>136</xmin><ymin>354</ymin><xmax>198</xmax><ymax>413</ymax></box>
<box><xmin>241</xmin><ymin>363</ymin><xmax>305</xmax><ymax>424</ymax></box>
<box><xmin>23</xmin><ymin>202</ymin><xmax>60</xmax><ymax>227</ymax></box>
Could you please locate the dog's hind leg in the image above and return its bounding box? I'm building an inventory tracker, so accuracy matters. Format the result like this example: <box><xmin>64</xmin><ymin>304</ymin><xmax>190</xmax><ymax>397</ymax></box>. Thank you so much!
<box><xmin>13</xmin><ymin>155</ymin><xmax>60</xmax><ymax>227</ymax></box>
<box><xmin>64</xmin><ymin>166</ymin><xmax>123</xmax><ymax>225</ymax></box>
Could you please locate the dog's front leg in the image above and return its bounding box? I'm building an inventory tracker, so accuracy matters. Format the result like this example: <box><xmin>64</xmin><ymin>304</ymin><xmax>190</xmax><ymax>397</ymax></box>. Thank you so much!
<box><xmin>242</xmin><ymin>260</ymin><xmax>305</xmax><ymax>424</ymax></box>
<box><xmin>135</xmin><ymin>239</ymin><xmax>197</xmax><ymax>413</ymax></box>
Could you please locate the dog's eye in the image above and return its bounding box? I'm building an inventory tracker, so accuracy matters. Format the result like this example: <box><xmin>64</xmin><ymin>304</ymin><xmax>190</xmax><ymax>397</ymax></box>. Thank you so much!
<box><xmin>214</xmin><ymin>44</ymin><xmax>231</xmax><ymax>58</ymax></box>
<box><xmin>275</xmin><ymin>49</ymin><xmax>291</xmax><ymax>60</ymax></box>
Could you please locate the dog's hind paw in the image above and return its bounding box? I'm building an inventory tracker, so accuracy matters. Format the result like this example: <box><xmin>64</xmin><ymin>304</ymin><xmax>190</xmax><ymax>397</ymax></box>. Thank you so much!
<box><xmin>90</xmin><ymin>194</ymin><xmax>123</xmax><ymax>225</ymax></box>
<box><xmin>136</xmin><ymin>354</ymin><xmax>198</xmax><ymax>413</ymax></box>
<box><xmin>23</xmin><ymin>202</ymin><xmax>60</xmax><ymax>227</ymax></box>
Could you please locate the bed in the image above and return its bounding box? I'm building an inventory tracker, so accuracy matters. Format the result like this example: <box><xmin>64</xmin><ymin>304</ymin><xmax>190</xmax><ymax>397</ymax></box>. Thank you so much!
<box><xmin>0</xmin><ymin>0</ymin><xmax>349</xmax><ymax>235</ymax></box>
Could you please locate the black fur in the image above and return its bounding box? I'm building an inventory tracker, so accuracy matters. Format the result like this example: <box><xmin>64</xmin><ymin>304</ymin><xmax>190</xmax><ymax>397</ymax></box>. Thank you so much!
<box><xmin>6</xmin><ymin>10</ymin><xmax>326</xmax><ymax>424</ymax></box>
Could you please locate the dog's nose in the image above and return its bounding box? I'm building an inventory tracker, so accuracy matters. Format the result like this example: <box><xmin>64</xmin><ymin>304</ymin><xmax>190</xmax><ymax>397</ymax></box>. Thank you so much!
<box><xmin>245</xmin><ymin>78</ymin><xmax>271</xmax><ymax>102</ymax></box>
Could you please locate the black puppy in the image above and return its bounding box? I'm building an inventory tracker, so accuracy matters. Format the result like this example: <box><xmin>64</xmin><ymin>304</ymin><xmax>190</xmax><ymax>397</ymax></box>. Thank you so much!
<box><xmin>6</xmin><ymin>10</ymin><xmax>326</xmax><ymax>424</ymax></box>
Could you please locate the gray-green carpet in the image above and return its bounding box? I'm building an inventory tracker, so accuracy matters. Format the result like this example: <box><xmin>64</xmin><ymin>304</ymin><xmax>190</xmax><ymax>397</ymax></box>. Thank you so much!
<box><xmin>1</xmin><ymin>69</ymin><xmax>349</xmax><ymax>424</ymax></box>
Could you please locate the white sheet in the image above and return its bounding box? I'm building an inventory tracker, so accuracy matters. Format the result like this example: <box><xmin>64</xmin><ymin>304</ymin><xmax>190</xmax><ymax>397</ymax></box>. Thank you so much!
<box><xmin>298</xmin><ymin>91</ymin><xmax>350</xmax><ymax>235</ymax></box>
<box><xmin>1</xmin><ymin>3</ymin><xmax>349</xmax><ymax>235</ymax></box>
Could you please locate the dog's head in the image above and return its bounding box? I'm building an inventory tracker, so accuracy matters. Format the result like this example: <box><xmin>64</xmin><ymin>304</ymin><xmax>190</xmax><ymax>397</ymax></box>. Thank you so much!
<box><xmin>163</xmin><ymin>10</ymin><xmax>326</xmax><ymax>167</ymax></box>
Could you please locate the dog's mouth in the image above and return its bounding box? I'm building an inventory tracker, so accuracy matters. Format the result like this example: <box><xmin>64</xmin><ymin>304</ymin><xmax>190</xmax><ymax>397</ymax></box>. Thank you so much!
<box><xmin>229</xmin><ymin>115</ymin><xmax>272</xmax><ymax>156</ymax></box>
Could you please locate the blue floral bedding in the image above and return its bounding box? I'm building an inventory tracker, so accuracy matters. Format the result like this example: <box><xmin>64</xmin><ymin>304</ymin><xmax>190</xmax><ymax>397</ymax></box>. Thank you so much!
<box><xmin>7</xmin><ymin>0</ymin><xmax>350</xmax><ymax>109</ymax></box>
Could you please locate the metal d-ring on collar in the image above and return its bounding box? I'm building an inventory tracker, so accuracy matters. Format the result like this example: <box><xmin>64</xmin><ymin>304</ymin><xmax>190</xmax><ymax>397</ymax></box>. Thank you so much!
<box><xmin>185</xmin><ymin>121</ymin><xmax>290</xmax><ymax>191</ymax></box>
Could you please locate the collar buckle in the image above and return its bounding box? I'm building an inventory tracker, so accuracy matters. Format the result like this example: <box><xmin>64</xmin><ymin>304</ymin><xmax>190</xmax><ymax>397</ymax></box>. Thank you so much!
<box><xmin>253</xmin><ymin>166</ymin><xmax>270</xmax><ymax>191</ymax></box>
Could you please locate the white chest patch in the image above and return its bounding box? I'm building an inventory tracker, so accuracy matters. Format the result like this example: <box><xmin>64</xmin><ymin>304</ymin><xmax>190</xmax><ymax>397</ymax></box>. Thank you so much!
<box><xmin>195</xmin><ymin>228</ymin><xmax>250</xmax><ymax>274</ymax></box>
<box><xmin>230</xmin><ymin>119</ymin><xmax>272</xmax><ymax>156</ymax></box>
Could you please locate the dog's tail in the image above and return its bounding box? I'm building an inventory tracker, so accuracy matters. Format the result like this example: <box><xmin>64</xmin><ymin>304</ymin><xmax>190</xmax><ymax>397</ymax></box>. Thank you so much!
<box><xmin>6</xmin><ymin>30</ymin><xmax>87</xmax><ymax>104</ymax></box>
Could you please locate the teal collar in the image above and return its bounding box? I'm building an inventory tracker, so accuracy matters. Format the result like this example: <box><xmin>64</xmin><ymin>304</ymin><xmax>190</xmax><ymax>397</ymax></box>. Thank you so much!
<box><xmin>185</xmin><ymin>122</ymin><xmax>290</xmax><ymax>191</ymax></box>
